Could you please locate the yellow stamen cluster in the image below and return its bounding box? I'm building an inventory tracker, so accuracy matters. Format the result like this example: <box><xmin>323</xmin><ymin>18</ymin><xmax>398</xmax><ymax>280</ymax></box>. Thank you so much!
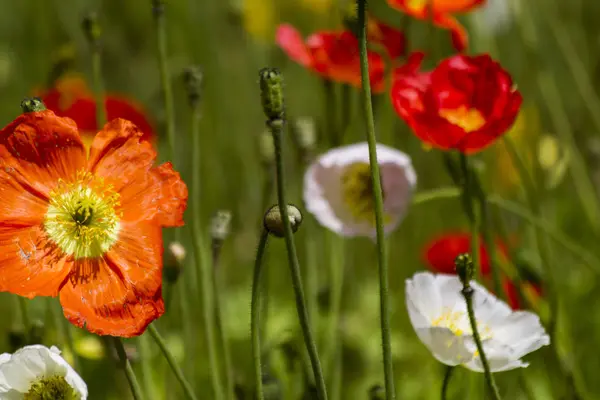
<box><xmin>341</xmin><ymin>162</ymin><xmax>388</xmax><ymax>225</ymax></box>
<box><xmin>432</xmin><ymin>308</ymin><xmax>493</xmax><ymax>339</ymax></box>
<box><xmin>44</xmin><ymin>171</ymin><xmax>120</xmax><ymax>259</ymax></box>
<box><xmin>439</xmin><ymin>106</ymin><xmax>486</xmax><ymax>133</ymax></box>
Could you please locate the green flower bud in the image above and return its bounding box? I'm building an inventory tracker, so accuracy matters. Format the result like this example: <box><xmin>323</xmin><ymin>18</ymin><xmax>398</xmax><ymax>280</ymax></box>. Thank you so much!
<box><xmin>21</xmin><ymin>97</ymin><xmax>46</xmax><ymax>113</ymax></box>
<box><xmin>82</xmin><ymin>11</ymin><xmax>101</xmax><ymax>46</ymax></box>
<box><xmin>259</xmin><ymin>68</ymin><xmax>285</xmax><ymax>121</ymax></box>
<box><xmin>263</xmin><ymin>204</ymin><xmax>303</xmax><ymax>238</ymax></box>
<box><xmin>182</xmin><ymin>66</ymin><xmax>203</xmax><ymax>107</ymax></box>
<box><xmin>455</xmin><ymin>253</ymin><xmax>474</xmax><ymax>286</ymax></box>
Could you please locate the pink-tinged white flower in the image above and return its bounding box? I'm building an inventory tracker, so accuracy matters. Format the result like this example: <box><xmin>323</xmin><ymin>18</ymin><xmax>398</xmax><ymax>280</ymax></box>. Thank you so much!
<box><xmin>406</xmin><ymin>272</ymin><xmax>550</xmax><ymax>372</ymax></box>
<box><xmin>0</xmin><ymin>345</ymin><xmax>87</xmax><ymax>398</ymax></box>
<box><xmin>303</xmin><ymin>142</ymin><xmax>416</xmax><ymax>237</ymax></box>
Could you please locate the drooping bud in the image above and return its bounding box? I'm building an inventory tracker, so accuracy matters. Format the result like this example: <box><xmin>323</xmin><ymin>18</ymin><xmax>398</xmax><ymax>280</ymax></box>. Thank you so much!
<box><xmin>368</xmin><ymin>384</ymin><xmax>385</xmax><ymax>400</ymax></box>
<box><xmin>455</xmin><ymin>253</ymin><xmax>474</xmax><ymax>287</ymax></box>
<box><xmin>20</xmin><ymin>97</ymin><xmax>46</xmax><ymax>113</ymax></box>
<box><xmin>82</xmin><ymin>11</ymin><xmax>101</xmax><ymax>48</ymax></box>
<box><xmin>263</xmin><ymin>204</ymin><xmax>303</xmax><ymax>238</ymax></box>
<box><xmin>164</xmin><ymin>242</ymin><xmax>186</xmax><ymax>284</ymax></box>
<box><xmin>259</xmin><ymin>68</ymin><xmax>285</xmax><ymax>121</ymax></box>
<box><xmin>182</xmin><ymin>66</ymin><xmax>203</xmax><ymax>107</ymax></box>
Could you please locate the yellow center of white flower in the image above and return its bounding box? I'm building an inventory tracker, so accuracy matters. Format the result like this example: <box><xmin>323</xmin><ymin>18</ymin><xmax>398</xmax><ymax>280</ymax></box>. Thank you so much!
<box><xmin>25</xmin><ymin>375</ymin><xmax>79</xmax><ymax>400</ymax></box>
<box><xmin>432</xmin><ymin>308</ymin><xmax>493</xmax><ymax>339</ymax></box>
<box><xmin>44</xmin><ymin>171</ymin><xmax>120</xmax><ymax>259</ymax></box>
<box><xmin>439</xmin><ymin>106</ymin><xmax>486</xmax><ymax>133</ymax></box>
<box><xmin>340</xmin><ymin>162</ymin><xmax>389</xmax><ymax>225</ymax></box>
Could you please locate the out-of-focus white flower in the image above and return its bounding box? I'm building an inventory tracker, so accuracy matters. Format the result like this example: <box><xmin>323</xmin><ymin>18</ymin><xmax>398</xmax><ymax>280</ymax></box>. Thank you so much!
<box><xmin>303</xmin><ymin>142</ymin><xmax>416</xmax><ymax>237</ymax></box>
<box><xmin>471</xmin><ymin>0</ymin><xmax>519</xmax><ymax>36</ymax></box>
<box><xmin>406</xmin><ymin>272</ymin><xmax>550</xmax><ymax>372</ymax></box>
<box><xmin>0</xmin><ymin>345</ymin><xmax>87</xmax><ymax>399</ymax></box>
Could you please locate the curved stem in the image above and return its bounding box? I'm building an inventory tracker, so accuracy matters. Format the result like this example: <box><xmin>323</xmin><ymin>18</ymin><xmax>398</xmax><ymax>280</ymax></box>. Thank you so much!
<box><xmin>271</xmin><ymin>121</ymin><xmax>328</xmax><ymax>399</ymax></box>
<box><xmin>356</xmin><ymin>0</ymin><xmax>396</xmax><ymax>397</ymax></box>
<box><xmin>461</xmin><ymin>286</ymin><xmax>502</xmax><ymax>400</ymax></box>
<box><xmin>440</xmin><ymin>366</ymin><xmax>454</xmax><ymax>400</ymax></box>
<box><xmin>251</xmin><ymin>229</ymin><xmax>270</xmax><ymax>400</ymax></box>
<box><xmin>147</xmin><ymin>325</ymin><xmax>198</xmax><ymax>400</ymax></box>
<box><xmin>113</xmin><ymin>337</ymin><xmax>145</xmax><ymax>400</ymax></box>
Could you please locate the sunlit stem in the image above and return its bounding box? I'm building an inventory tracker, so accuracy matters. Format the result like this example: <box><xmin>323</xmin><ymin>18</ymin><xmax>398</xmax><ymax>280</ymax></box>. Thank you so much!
<box><xmin>137</xmin><ymin>334</ymin><xmax>155</xmax><ymax>400</ymax></box>
<box><xmin>251</xmin><ymin>229</ymin><xmax>270</xmax><ymax>400</ymax></box>
<box><xmin>461</xmin><ymin>283</ymin><xmax>502</xmax><ymax>400</ymax></box>
<box><xmin>356</xmin><ymin>0</ymin><xmax>396</xmax><ymax>397</ymax></box>
<box><xmin>113</xmin><ymin>337</ymin><xmax>145</xmax><ymax>400</ymax></box>
<box><xmin>271</xmin><ymin>119</ymin><xmax>329</xmax><ymax>399</ymax></box>
<box><xmin>147</xmin><ymin>325</ymin><xmax>198</xmax><ymax>400</ymax></box>
<box><xmin>17</xmin><ymin>297</ymin><xmax>31</xmax><ymax>343</ymax></box>
<box><xmin>440</xmin><ymin>366</ymin><xmax>454</xmax><ymax>400</ymax></box>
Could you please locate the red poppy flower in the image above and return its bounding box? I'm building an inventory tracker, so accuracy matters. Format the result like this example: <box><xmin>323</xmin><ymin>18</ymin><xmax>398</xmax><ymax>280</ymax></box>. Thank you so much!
<box><xmin>391</xmin><ymin>53</ymin><xmax>522</xmax><ymax>154</ymax></box>
<box><xmin>276</xmin><ymin>20</ymin><xmax>405</xmax><ymax>92</ymax></box>
<box><xmin>0</xmin><ymin>108</ymin><xmax>187</xmax><ymax>337</ymax></box>
<box><xmin>423</xmin><ymin>232</ymin><xmax>508</xmax><ymax>275</ymax></box>
<box><xmin>503</xmin><ymin>279</ymin><xmax>543</xmax><ymax>310</ymax></box>
<box><xmin>386</xmin><ymin>0</ymin><xmax>485</xmax><ymax>51</ymax></box>
<box><xmin>38</xmin><ymin>75</ymin><xmax>155</xmax><ymax>149</ymax></box>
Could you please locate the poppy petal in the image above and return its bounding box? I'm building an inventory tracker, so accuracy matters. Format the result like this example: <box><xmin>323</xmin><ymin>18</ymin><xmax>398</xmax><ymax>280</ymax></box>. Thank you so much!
<box><xmin>106</xmin><ymin>98</ymin><xmax>155</xmax><ymax>143</ymax></box>
<box><xmin>59</xmin><ymin>223</ymin><xmax>164</xmax><ymax>338</ymax></box>
<box><xmin>434</xmin><ymin>14</ymin><xmax>469</xmax><ymax>52</ymax></box>
<box><xmin>276</xmin><ymin>24</ymin><xmax>313</xmax><ymax>68</ymax></box>
<box><xmin>0</xmin><ymin>110</ymin><xmax>87</xmax><ymax>198</ymax></box>
<box><xmin>0</xmin><ymin>226</ymin><xmax>72</xmax><ymax>298</ymax></box>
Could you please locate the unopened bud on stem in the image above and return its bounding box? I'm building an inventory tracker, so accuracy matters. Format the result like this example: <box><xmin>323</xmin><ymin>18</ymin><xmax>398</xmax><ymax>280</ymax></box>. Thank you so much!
<box><xmin>82</xmin><ymin>11</ymin><xmax>101</xmax><ymax>47</ymax></box>
<box><xmin>182</xmin><ymin>66</ymin><xmax>203</xmax><ymax>107</ymax></box>
<box><xmin>263</xmin><ymin>204</ymin><xmax>302</xmax><ymax>238</ymax></box>
<box><xmin>20</xmin><ymin>97</ymin><xmax>46</xmax><ymax>113</ymax></box>
<box><xmin>455</xmin><ymin>253</ymin><xmax>474</xmax><ymax>287</ymax></box>
<box><xmin>259</xmin><ymin>68</ymin><xmax>285</xmax><ymax>121</ymax></box>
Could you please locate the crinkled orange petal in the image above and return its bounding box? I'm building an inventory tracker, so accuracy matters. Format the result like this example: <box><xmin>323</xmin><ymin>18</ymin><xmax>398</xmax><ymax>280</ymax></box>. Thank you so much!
<box><xmin>0</xmin><ymin>110</ymin><xmax>87</xmax><ymax>198</ymax></box>
<box><xmin>0</xmin><ymin>226</ymin><xmax>72</xmax><ymax>298</ymax></box>
<box><xmin>59</xmin><ymin>225</ymin><xmax>165</xmax><ymax>337</ymax></box>
<box><xmin>0</xmin><ymin>168</ymin><xmax>48</xmax><ymax>226</ymax></box>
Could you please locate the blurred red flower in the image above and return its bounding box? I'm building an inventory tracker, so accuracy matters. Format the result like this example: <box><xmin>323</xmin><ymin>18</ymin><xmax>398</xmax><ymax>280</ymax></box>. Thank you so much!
<box><xmin>276</xmin><ymin>20</ymin><xmax>405</xmax><ymax>92</ymax></box>
<box><xmin>391</xmin><ymin>53</ymin><xmax>522</xmax><ymax>154</ymax></box>
<box><xmin>38</xmin><ymin>75</ymin><xmax>155</xmax><ymax>148</ymax></box>
<box><xmin>503</xmin><ymin>279</ymin><xmax>543</xmax><ymax>310</ymax></box>
<box><xmin>423</xmin><ymin>231</ymin><xmax>508</xmax><ymax>276</ymax></box>
<box><xmin>386</xmin><ymin>0</ymin><xmax>485</xmax><ymax>51</ymax></box>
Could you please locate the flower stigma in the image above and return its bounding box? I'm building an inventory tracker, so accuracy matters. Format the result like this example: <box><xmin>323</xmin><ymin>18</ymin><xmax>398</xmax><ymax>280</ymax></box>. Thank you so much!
<box><xmin>44</xmin><ymin>171</ymin><xmax>120</xmax><ymax>259</ymax></box>
<box><xmin>341</xmin><ymin>162</ymin><xmax>389</xmax><ymax>225</ymax></box>
<box><xmin>24</xmin><ymin>375</ymin><xmax>79</xmax><ymax>400</ymax></box>
<box><xmin>439</xmin><ymin>105</ymin><xmax>486</xmax><ymax>132</ymax></box>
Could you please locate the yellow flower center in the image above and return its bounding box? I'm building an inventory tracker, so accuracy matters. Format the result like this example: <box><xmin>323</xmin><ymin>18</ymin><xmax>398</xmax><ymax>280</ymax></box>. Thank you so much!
<box><xmin>44</xmin><ymin>171</ymin><xmax>120</xmax><ymax>259</ymax></box>
<box><xmin>340</xmin><ymin>162</ymin><xmax>389</xmax><ymax>225</ymax></box>
<box><xmin>432</xmin><ymin>308</ymin><xmax>493</xmax><ymax>339</ymax></box>
<box><xmin>439</xmin><ymin>106</ymin><xmax>486</xmax><ymax>133</ymax></box>
<box><xmin>25</xmin><ymin>375</ymin><xmax>79</xmax><ymax>400</ymax></box>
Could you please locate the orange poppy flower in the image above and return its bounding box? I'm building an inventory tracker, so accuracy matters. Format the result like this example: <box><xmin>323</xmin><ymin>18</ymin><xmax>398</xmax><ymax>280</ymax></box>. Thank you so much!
<box><xmin>391</xmin><ymin>53</ymin><xmax>522</xmax><ymax>154</ymax></box>
<box><xmin>0</xmin><ymin>107</ymin><xmax>187</xmax><ymax>337</ymax></box>
<box><xmin>276</xmin><ymin>20</ymin><xmax>405</xmax><ymax>92</ymax></box>
<box><xmin>39</xmin><ymin>75</ymin><xmax>155</xmax><ymax>149</ymax></box>
<box><xmin>387</xmin><ymin>0</ymin><xmax>485</xmax><ymax>51</ymax></box>
<box><xmin>423</xmin><ymin>231</ymin><xmax>508</xmax><ymax>276</ymax></box>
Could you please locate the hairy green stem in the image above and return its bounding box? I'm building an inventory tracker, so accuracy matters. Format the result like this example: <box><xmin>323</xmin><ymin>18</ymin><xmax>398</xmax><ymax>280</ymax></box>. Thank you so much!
<box><xmin>441</xmin><ymin>366</ymin><xmax>454</xmax><ymax>400</ymax></box>
<box><xmin>271</xmin><ymin>119</ymin><xmax>328</xmax><ymax>399</ymax></box>
<box><xmin>138</xmin><ymin>334</ymin><xmax>155</xmax><ymax>400</ymax></box>
<box><xmin>113</xmin><ymin>337</ymin><xmax>145</xmax><ymax>400</ymax></box>
<box><xmin>251</xmin><ymin>229</ymin><xmax>270</xmax><ymax>400</ymax></box>
<box><xmin>324</xmin><ymin>233</ymin><xmax>344</xmax><ymax>394</ymax></box>
<box><xmin>357</xmin><ymin>0</ymin><xmax>396</xmax><ymax>397</ymax></box>
<box><xmin>147</xmin><ymin>325</ymin><xmax>198</xmax><ymax>400</ymax></box>
<box><xmin>461</xmin><ymin>285</ymin><xmax>502</xmax><ymax>400</ymax></box>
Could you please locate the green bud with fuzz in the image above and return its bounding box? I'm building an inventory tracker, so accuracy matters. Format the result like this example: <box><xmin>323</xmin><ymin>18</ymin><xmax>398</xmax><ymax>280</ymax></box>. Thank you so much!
<box><xmin>263</xmin><ymin>204</ymin><xmax>302</xmax><ymax>238</ymax></box>
<box><xmin>455</xmin><ymin>253</ymin><xmax>474</xmax><ymax>287</ymax></box>
<box><xmin>21</xmin><ymin>97</ymin><xmax>46</xmax><ymax>113</ymax></box>
<box><xmin>259</xmin><ymin>68</ymin><xmax>285</xmax><ymax>121</ymax></box>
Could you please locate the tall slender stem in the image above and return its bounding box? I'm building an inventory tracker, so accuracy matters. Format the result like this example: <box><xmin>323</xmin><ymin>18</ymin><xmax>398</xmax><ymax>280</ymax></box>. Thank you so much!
<box><xmin>251</xmin><ymin>229</ymin><xmax>270</xmax><ymax>400</ymax></box>
<box><xmin>461</xmin><ymin>285</ymin><xmax>502</xmax><ymax>400</ymax></box>
<box><xmin>440</xmin><ymin>366</ymin><xmax>454</xmax><ymax>400</ymax></box>
<box><xmin>271</xmin><ymin>121</ymin><xmax>328</xmax><ymax>400</ymax></box>
<box><xmin>356</xmin><ymin>1</ymin><xmax>396</xmax><ymax>397</ymax></box>
<box><xmin>17</xmin><ymin>297</ymin><xmax>31</xmax><ymax>343</ymax></box>
<box><xmin>138</xmin><ymin>334</ymin><xmax>155</xmax><ymax>400</ymax></box>
<box><xmin>91</xmin><ymin>50</ymin><xmax>106</xmax><ymax>127</ymax></box>
<box><xmin>324</xmin><ymin>233</ymin><xmax>344</xmax><ymax>388</ymax></box>
<box><xmin>152</xmin><ymin>0</ymin><xmax>176</xmax><ymax>160</ymax></box>
<box><xmin>113</xmin><ymin>337</ymin><xmax>145</xmax><ymax>400</ymax></box>
<box><xmin>147</xmin><ymin>325</ymin><xmax>198</xmax><ymax>400</ymax></box>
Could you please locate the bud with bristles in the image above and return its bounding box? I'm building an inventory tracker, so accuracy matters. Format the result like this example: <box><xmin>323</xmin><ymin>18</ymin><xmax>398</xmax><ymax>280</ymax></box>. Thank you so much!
<box><xmin>259</xmin><ymin>68</ymin><xmax>285</xmax><ymax>121</ymax></box>
<box><xmin>20</xmin><ymin>97</ymin><xmax>46</xmax><ymax>113</ymax></box>
<box><xmin>182</xmin><ymin>66</ymin><xmax>203</xmax><ymax>107</ymax></box>
<box><xmin>264</xmin><ymin>204</ymin><xmax>303</xmax><ymax>238</ymax></box>
<box><xmin>455</xmin><ymin>253</ymin><xmax>474</xmax><ymax>287</ymax></box>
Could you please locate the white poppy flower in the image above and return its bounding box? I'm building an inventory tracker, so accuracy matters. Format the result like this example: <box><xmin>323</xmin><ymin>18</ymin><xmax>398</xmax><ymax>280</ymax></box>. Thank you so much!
<box><xmin>303</xmin><ymin>142</ymin><xmax>416</xmax><ymax>237</ymax></box>
<box><xmin>406</xmin><ymin>272</ymin><xmax>550</xmax><ymax>372</ymax></box>
<box><xmin>471</xmin><ymin>0</ymin><xmax>519</xmax><ymax>36</ymax></box>
<box><xmin>0</xmin><ymin>345</ymin><xmax>87</xmax><ymax>399</ymax></box>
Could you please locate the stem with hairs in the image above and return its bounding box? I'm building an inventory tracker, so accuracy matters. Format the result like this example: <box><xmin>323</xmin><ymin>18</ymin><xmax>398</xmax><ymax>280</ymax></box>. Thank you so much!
<box><xmin>147</xmin><ymin>325</ymin><xmax>198</xmax><ymax>400</ymax></box>
<box><xmin>356</xmin><ymin>0</ymin><xmax>395</xmax><ymax>397</ymax></box>
<box><xmin>440</xmin><ymin>366</ymin><xmax>454</xmax><ymax>400</ymax></box>
<box><xmin>113</xmin><ymin>337</ymin><xmax>145</xmax><ymax>400</ymax></box>
<box><xmin>251</xmin><ymin>229</ymin><xmax>270</xmax><ymax>400</ymax></box>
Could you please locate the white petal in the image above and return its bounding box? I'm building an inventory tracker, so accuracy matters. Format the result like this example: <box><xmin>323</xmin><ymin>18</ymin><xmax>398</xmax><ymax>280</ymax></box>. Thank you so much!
<box><xmin>416</xmin><ymin>327</ymin><xmax>474</xmax><ymax>366</ymax></box>
<box><xmin>469</xmin><ymin>281</ymin><xmax>513</xmax><ymax>325</ymax></box>
<box><xmin>303</xmin><ymin>142</ymin><xmax>416</xmax><ymax>237</ymax></box>
<box><xmin>48</xmin><ymin>349</ymin><xmax>88</xmax><ymax>399</ymax></box>
<box><xmin>0</xmin><ymin>345</ymin><xmax>53</xmax><ymax>393</ymax></box>
<box><xmin>491</xmin><ymin>311</ymin><xmax>550</xmax><ymax>358</ymax></box>
<box><xmin>462</xmin><ymin>338</ymin><xmax>529</xmax><ymax>372</ymax></box>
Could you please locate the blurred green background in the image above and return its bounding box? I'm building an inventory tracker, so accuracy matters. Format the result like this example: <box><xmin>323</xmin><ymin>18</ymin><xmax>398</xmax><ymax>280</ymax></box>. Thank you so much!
<box><xmin>1</xmin><ymin>0</ymin><xmax>600</xmax><ymax>398</ymax></box>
